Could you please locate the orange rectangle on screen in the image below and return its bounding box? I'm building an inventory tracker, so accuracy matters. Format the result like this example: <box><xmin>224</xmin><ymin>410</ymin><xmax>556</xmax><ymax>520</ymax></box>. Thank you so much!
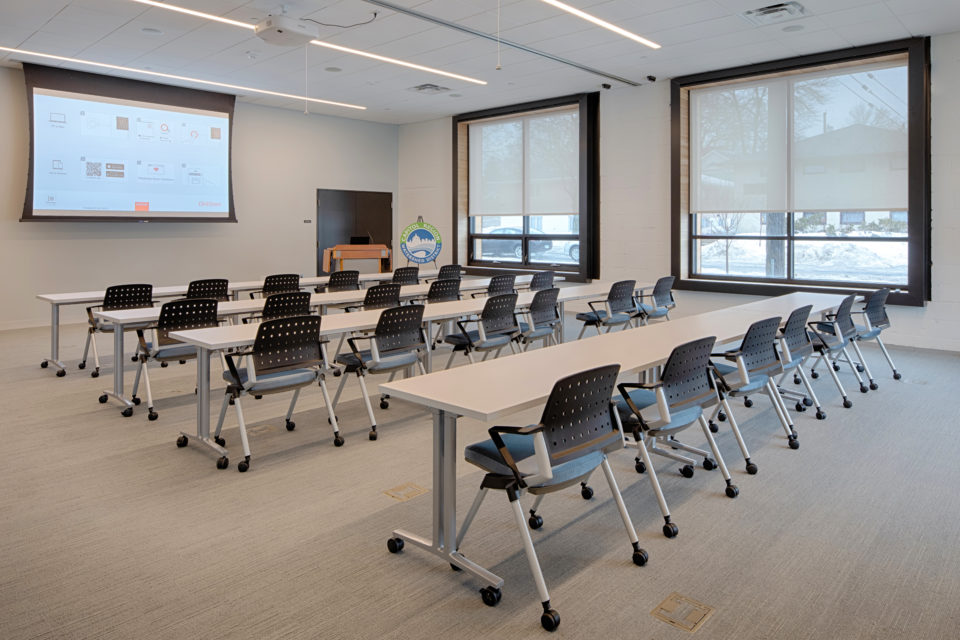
<box><xmin>135</xmin><ymin>202</ymin><xmax>149</xmax><ymax>211</ymax></box>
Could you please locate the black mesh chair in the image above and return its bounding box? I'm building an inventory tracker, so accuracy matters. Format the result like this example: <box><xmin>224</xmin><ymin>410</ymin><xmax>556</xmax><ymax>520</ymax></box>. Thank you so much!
<box><xmin>243</xmin><ymin>291</ymin><xmax>312</xmax><ymax>324</ymax></box>
<box><xmin>444</xmin><ymin>293</ymin><xmax>520</xmax><ymax>368</ymax></box>
<box><xmin>615</xmin><ymin>337</ymin><xmax>738</xmax><ymax>538</ymax></box>
<box><xmin>131</xmin><ymin>298</ymin><xmax>219</xmax><ymax>421</ymax></box>
<box><xmin>332</xmin><ymin>305</ymin><xmax>427</xmax><ymax>441</ymax></box>
<box><xmin>635</xmin><ymin>276</ymin><xmax>675</xmax><ymax>324</ymax></box>
<box><xmin>186</xmin><ymin>279</ymin><xmax>230</xmax><ymax>302</ymax></box>
<box><xmin>435</xmin><ymin>264</ymin><xmax>462</xmax><ymax>281</ymax></box>
<box><xmin>575</xmin><ymin>280</ymin><xmax>637</xmax><ymax>339</ymax></box>
<box><xmin>392</xmin><ymin>266</ymin><xmax>420</xmax><ymax>285</ymax></box>
<box><xmin>318</xmin><ymin>270</ymin><xmax>360</xmax><ymax>293</ymax></box>
<box><xmin>215</xmin><ymin>315</ymin><xmax>341</xmax><ymax>472</ymax></box>
<box><xmin>710</xmin><ymin>316</ymin><xmax>800</xmax><ymax>452</ymax></box>
<box><xmin>529</xmin><ymin>271</ymin><xmax>554</xmax><ymax>292</ymax></box>
<box><xmin>472</xmin><ymin>274</ymin><xmax>516</xmax><ymax>299</ymax></box>
<box><xmin>808</xmin><ymin>294</ymin><xmax>870</xmax><ymax>403</ymax></box>
<box><xmin>775</xmin><ymin>305</ymin><xmax>827</xmax><ymax>420</ymax></box>
<box><xmin>426</xmin><ymin>278</ymin><xmax>461</xmax><ymax>303</ymax></box>
<box><xmin>852</xmin><ymin>288</ymin><xmax>901</xmax><ymax>381</ymax></box>
<box><xmin>458</xmin><ymin>365</ymin><xmax>648</xmax><ymax>631</ymax></box>
<box><xmin>81</xmin><ymin>284</ymin><xmax>154</xmax><ymax>378</ymax></box>
<box><xmin>347</xmin><ymin>283</ymin><xmax>402</xmax><ymax>311</ymax></box>
<box><xmin>517</xmin><ymin>288</ymin><xmax>561</xmax><ymax>351</ymax></box>
<box><xmin>251</xmin><ymin>273</ymin><xmax>300</xmax><ymax>299</ymax></box>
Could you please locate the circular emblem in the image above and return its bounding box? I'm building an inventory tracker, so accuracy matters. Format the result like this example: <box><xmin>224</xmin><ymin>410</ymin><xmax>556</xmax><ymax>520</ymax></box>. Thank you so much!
<box><xmin>400</xmin><ymin>221</ymin><xmax>442</xmax><ymax>264</ymax></box>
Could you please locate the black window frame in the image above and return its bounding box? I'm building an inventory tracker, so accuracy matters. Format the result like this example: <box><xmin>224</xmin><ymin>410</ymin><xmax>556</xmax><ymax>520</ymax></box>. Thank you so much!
<box><xmin>671</xmin><ymin>38</ymin><xmax>931</xmax><ymax>306</ymax></box>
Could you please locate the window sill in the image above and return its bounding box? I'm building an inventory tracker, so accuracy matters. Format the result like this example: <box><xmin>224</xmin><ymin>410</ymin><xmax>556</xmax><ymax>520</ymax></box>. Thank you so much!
<box><xmin>677</xmin><ymin>277</ymin><xmax>921</xmax><ymax>306</ymax></box>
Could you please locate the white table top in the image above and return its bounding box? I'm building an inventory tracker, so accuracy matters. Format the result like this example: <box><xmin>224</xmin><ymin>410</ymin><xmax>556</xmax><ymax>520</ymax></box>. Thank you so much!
<box><xmin>378</xmin><ymin>292</ymin><xmax>846</xmax><ymax>423</ymax></box>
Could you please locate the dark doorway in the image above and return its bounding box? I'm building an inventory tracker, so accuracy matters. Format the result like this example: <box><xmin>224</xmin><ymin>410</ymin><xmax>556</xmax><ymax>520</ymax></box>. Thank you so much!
<box><xmin>316</xmin><ymin>189</ymin><xmax>393</xmax><ymax>275</ymax></box>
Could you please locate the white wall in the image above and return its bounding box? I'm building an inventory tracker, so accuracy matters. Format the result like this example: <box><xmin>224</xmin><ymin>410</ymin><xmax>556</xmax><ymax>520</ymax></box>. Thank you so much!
<box><xmin>0</xmin><ymin>65</ymin><xmax>399</xmax><ymax>329</ymax></box>
<box><xmin>396</xmin><ymin>118</ymin><xmax>452</xmax><ymax>267</ymax></box>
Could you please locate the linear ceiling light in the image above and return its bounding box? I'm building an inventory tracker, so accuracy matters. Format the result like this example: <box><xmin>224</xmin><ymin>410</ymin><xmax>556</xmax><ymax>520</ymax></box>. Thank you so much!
<box><xmin>0</xmin><ymin>45</ymin><xmax>367</xmax><ymax>110</ymax></box>
<box><xmin>539</xmin><ymin>0</ymin><xmax>661</xmax><ymax>49</ymax></box>
<box><xmin>130</xmin><ymin>0</ymin><xmax>487</xmax><ymax>85</ymax></box>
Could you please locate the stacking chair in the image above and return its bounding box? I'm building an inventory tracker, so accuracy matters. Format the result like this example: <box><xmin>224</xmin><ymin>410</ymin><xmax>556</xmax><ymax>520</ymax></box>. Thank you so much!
<box><xmin>131</xmin><ymin>298</ymin><xmax>219</xmax><ymax>421</ymax></box>
<box><xmin>186</xmin><ymin>279</ymin><xmax>230</xmax><ymax>302</ymax></box>
<box><xmin>456</xmin><ymin>365</ymin><xmax>648</xmax><ymax>631</ymax></box>
<box><xmin>634</xmin><ymin>276</ymin><xmax>676</xmax><ymax>324</ymax></box>
<box><xmin>346</xmin><ymin>283</ymin><xmax>401</xmax><ymax>312</ymax></box>
<box><xmin>444</xmin><ymin>293</ymin><xmax>520</xmax><ymax>368</ymax></box>
<box><xmin>808</xmin><ymin>294</ymin><xmax>870</xmax><ymax>403</ymax></box>
<box><xmin>215</xmin><ymin>315</ymin><xmax>341</xmax><ymax>472</ymax></box>
<box><xmin>318</xmin><ymin>270</ymin><xmax>360</xmax><ymax>293</ymax></box>
<box><xmin>472</xmin><ymin>274</ymin><xmax>516</xmax><ymax>298</ymax></box>
<box><xmin>615</xmin><ymin>337</ymin><xmax>739</xmax><ymax>539</ymax></box>
<box><xmin>392</xmin><ymin>266</ymin><xmax>420</xmax><ymax>285</ymax></box>
<box><xmin>251</xmin><ymin>273</ymin><xmax>300</xmax><ymax>299</ymax></box>
<box><xmin>575</xmin><ymin>280</ymin><xmax>637</xmax><ymax>338</ymax></box>
<box><xmin>425</xmin><ymin>279</ymin><xmax>462</xmax><ymax>348</ymax></box>
<box><xmin>709</xmin><ymin>316</ymin><xmax>800</xmax><ymax>450</ymax></box>
<box><xmin>775</xmin><ymin>305</ymin><xmax>827</xmax><ymax>420</ymax></box>
<box><xmin>517</xmin><ymin>288</ymin><xmax>561</xmax><ymax>351</ymax></box>
<box><xmin>435</xmin><ymin>264</ymin><xmax>462</xmax><ymax>281</ymax></box>
<box><xmin>80</xmin><ymin>284</ymin><xmax>154</xmax><ymax>378</ymax></box>
<box><xmin>243</xmin><ymin>291</ymin><xmax>312</xmax><ymax>325</ymax></box>
<box><xmin>332</xmin><ymin>305</ymin><xmax>427</xmax><ymax>441</ymax></box>
<box><xmin>529</xmin><ymin>271</ymin><xmax>554</xmax><ymax>292</ymax></box>
<box><xmin>851</xmin><ymin>288</ymin><xmax>902</xmax><ymax>381</ymax></box>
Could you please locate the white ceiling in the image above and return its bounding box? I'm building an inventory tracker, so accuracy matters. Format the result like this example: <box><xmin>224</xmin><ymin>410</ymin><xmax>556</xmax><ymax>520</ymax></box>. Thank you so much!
<box><xmin>2</xmin><ymin>0</ymin><xmax>959</xmax><ymax>124</ymax></box>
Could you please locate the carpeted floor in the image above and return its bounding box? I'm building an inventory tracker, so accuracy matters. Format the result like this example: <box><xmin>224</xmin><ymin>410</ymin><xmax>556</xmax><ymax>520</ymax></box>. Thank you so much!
<box><xmin>1</xmin><ymin>318</ymin><xmax>958</xmax><ymax>639</ymax></box>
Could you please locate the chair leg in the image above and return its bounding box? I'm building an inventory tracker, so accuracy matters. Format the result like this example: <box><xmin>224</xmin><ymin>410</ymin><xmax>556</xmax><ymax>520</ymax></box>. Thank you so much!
<box><xmin>599</xmin><ymin>457</ymin><xmax>645</xmax><ymax>555</ymax></box>
<box><xmin>719</xmin><ymin>397</ymin><xmax>757</xmax><ymax>474</ymax></box>
<box><xmin>875</xmin><ymin>336</ymin><xmax>901</xmax><ymax>379</ymax></box>
<box><xmin>840</xmin><ymin>344</ymin><xmax>867</xmax><ymax>392</ymax></box>
<box><xmin>355</xmin><ymin>371</ymin><xmax>379</xmax><ymax>440</ymax></box>
<box><xmin>233</xmin><ymin>396</ymin><xmax>252</xmax><ymax>471</ymax></box>
<box><xmin>849</xmin><ymin>339</ymin><xmax>878</xmax><ymax>390</ymax></box>
<box><xmin>214</xmin><ymin>392</ymin><xmax>230</xmax><ymax>440</ymax></box>
<box><xmin>417</xmin><ymin>359</ymin><xmax>427</xmax><ymax>376</ymax></box>
<box><xmin>90</xmin><ymin>330</ymin><xmax>101</xmax><ymax>375</ymax></box>
<box><xmin>824</xmin><ymin>350</ymin><xmax>853</xmax><ymax>408</ymax></box>
<box><xmin>318</xmin><ymin>375</ymin><xmax>343</xmax><ymax>446</ymax></box>
<box><xmin>796</xmin><ymin>366</ymin><xmax>825</xmax><ymax>419</ymax></box>
<box><xmin>331</xmin><ymin>370</ymin><xmax>350</xmax><ymax>409</ymax></box>
<box><xmin>80</xmin><ymin>329</ymin><xmax>92</xmax><ymax>368</ymax></box>
<box><xmin>140</xmin><ymin>359</ymin><xmax>156</xmax><ymax>420</ymax></box>
<box><xmin>577</xmin><ymin>324</ymin><xmax>588</xmax><ymax>340</ymax></box>
<box><xmin>508</xmin><ymin>493</ymin><xmax>553</xmax><ymax>616</ymax></box>
<box><xmin>698</xmin><ymin>416</ymin><xmax>738</xmax><ymax>497</ymax></box>
<box><xmin>526</xmin><ymin>494</ymin><xmax>546</xmax><ymax>528</ymax></box>
<box><xmin>457</xmin><ymin>486</ymin><xmax>489</xmax><ymax>549</ymax></box>
<box><xmin>445</xmin><ymin>350</ymin><xmax>458</xmax><ymax>370</ymax></box>
<box><xmin>634</xmin><ymin>433</ymin><xmax>675</xmax><ymax>536</ymax></box>
<box><xmin>765</xmin><ymin>379</ymin><xmax>797</xmax><ymax>441</ymax></box>
<box><xmin>283</xmin><ymin>388</ymin><xmax>301</xmax><ymax>430</ymax></box>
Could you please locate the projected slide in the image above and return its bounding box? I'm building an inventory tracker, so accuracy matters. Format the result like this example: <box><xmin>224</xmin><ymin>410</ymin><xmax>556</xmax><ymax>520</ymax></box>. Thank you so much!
<box><xmin>31</xmin><ymin>88</ymin><xmax>230</xmax><ymax>218</ymax></box>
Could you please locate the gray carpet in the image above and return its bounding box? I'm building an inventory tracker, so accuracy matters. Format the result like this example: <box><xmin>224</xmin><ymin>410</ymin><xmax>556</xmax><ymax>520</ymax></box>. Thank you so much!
<box><xmin>1</xmin><ymin>319</ymin><xmax>959</xmax><ymax>639</ymax></box>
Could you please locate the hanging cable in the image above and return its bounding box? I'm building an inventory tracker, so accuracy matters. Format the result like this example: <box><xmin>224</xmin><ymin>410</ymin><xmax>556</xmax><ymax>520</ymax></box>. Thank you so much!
<box><xmin>496</xmin><ymin>0</ymin><xmax>502</xmax><ymax>70</ymax></box>
<box><xmin>302</xmin><ymin>12</ymin><xmax>378</xmax><ymax>29</ymax></box>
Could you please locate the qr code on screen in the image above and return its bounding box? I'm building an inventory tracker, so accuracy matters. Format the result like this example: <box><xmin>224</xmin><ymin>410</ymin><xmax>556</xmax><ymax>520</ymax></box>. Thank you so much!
<box><xmin>85</xmin><ymin>162</ymin><xmax>102</xmax><ymax>177</ymax></box>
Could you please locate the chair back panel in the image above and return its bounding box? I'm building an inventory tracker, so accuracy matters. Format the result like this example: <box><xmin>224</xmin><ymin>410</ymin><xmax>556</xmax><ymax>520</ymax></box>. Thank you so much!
<box><xmin>103</xmin><ymin>284</ymin><xmax>153</xmax><ymax>311</ymax></box>
<box><xmin>781</xmin><ymin>305</ymin><xmax>814</xmax><ymax>359</ymax></box>
<box><xmin>157</xmin><ymin>298</ymin><xmax>219</xmax><ymax>346</ymax></box>
<box><xmin>392</xmin><ymin>266</ymin><xmax>420</xmax><ymax>285</ymax></box>
<box><xmin>186</xmin><ymin>279</ymin><xmax>229</xmax><ymax>302</ymax></box>
<box><xmin>263</xmin><ymin>291</ymin><xmax>312</xmax><ymax>322</ymax></box>
<box><xmin>375</xmin><ymin>304</ymin><xmax>426</xmax><ymax>355</ymax></box>
<box><xmin>540</xmin><ymin>364</ymin><xmax>622</xmax><ymax>466</ymax></box>
<box><xmin>834</xmin><ymin>294</ymin><xmax>858</xmax><ymax>339</ymax></box>
<box><xmin>481</xmin><ymin>293</ymin><xmax>519</xmax><ymax>336</ymax></box>
<box><xmin>262</xmin><ymin>274</ymin><xmax>300</xmax><ymax>296</ymax></box>
<box><xmin>488</xmin><ymin>274</ymin><xmax>516</xmax><ymax>297</ymax></box>
<box><xmin>738</xmin><ymin>316</ymin><xmax>782</xmax><ymax>374</ymax></box>
<box><xmin>608</xmin><ymin>280</ymin><xmax>637</xmax><ymax>315</ymax></box>
<box><xmin>661</xmin><ymin>336</ymin><xmax>717</xmax><ymax>410</ymax></box>
<box><xmin>363</xmin><ymin>283</ymin><xmax>402</xmax><ymax>310</ymax></box>
<box><xmin>529</xmin><ymin>288</ymin><xmax>560</xmax><ymax>327</ymax></box>
<box><xmin>427</xmin><ymin>279</ymin><xmax>461</xmax><ymax>303</ymax></box>
<box><xmin>863</xmin><ymin>288</ymin><xmax>891</xmax><ymax>329</ymax></box>
<box><xmin>437</xmin><ymin>264</ymin><xmax>462</xmax><ymax>280</ymax></box>
<box><xmin>530</xmin><ymin>271</ymin><xmax>554</xmax><ymax>292</ymax></box>
<box><xmin>328</xmin><ymin>270</ymin><xmax>360</xmax><ymax>292</ymax></box>
<box><xmin>652</xmin><ymin>276</ymin><xmax>676</xmax><ymax>308</ymax></box>
<box><xmin>252</xmin><ymin>316</ymin><xmax>321</xmax><ymax>375</ymax></box>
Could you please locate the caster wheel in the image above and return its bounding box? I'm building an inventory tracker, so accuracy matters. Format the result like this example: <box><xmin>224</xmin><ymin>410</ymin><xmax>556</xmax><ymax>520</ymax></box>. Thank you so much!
<box><xmin>56</xmin><ymin>369</ymin><xmax>66</xmax><ymax>377</ymax></box>
<box><xmin>333</xmin><ymin>369</ymin><xmax>342</xmax><ymax>377</ymax></box>
<box><xmin>663</xmin><ymin>522</ymin><xmax>678</xmax><ymax>538</ymax></box>
<box><xmin>450</xmin><ymin>563</ymin><xmax>462</xmax><ymax>572</ymax></box>
<box><xmin>869</xmin><ymin>382</ymin><xmax>878</xmax><ymax>391</ymax></box>
<box><xmin>632</xmin><ymin>548</ymin><xmax>649</xmax><ymax>566</ymax></box>
<box><xmin>635</xmin><ymin>460</ymin><xmax>646</xmax><ymax>474</ymax></box>
<box><xmin>893</xmin><ymin>372</ymin><xmax>902</xmax><ymax>380</ymax></box>
<box><xmin>789</xmin><ymin>438</ymin><xmax>800</xmax><ymax>450</ymax></box>
<box><xmin>216</xmin><ymin>456</ymin><xmax>229</xmax><ymax>469</ymax></box>
<box><xmin>41</xmin><ymin>360</ymin><xmax>49</xmax><ymax>369</ymax></box>
<box><xmin>334</xmin><ymin>435</ymin><xmax>345</xmax><ymax>447</ymax></box>
<box><xmin>743</xmin><ymin>398</ymin><xmax>753</xmax><ymax>408</ymax></box>
<box><xmin>709</xmin><ymin>421</ymin><xmax>719</xmax><ymax>433</ymax></box>
<box><xmin>540</xmin><ymin>609</ymin><xmax>560</xmax><ymax>631</ymax></box>
<box><xmin>815</xmin><ymin>410</ymin><xmax>826</xmax><ymax>420</ymax></box>
<box><xmin>529</xmin><ymin>515</ymin><xmax>543</xmax><ymax>530</ymax></box>
<box><xmin>810</xmin><ymin>371</ymin><xmax>820</xmax><ymax>379</ymax></box>
<box><xmin>795</xmin><ymin>402</ymin><xmax>806</xmax><ymax>412</ymax></box>
<box><xmin>843</xmin><ymin>398</ymin><xmax>853</xmax><ymax>408</ymax></box>
<box><xmin>76</xmin><ymin>362</ymin><xmax>83</xmax><ymax>370</ymax></box>
<box><xmin>792</xmin><ymin>375</ymin><xmax>800</xmax><ymax>385</ymax></box>
<box><xmin>228</xmin><ymin>397</ymin><xmax>235</xmax><ymax>405</ymax></box>
<box><xmin>285</xmin><ymin>419</ymin><xmax>296</xmax><ymax>431</ymax></box>
<box><xmin>387</xmin><ymin>537</ymin><xmax>404</xmax><ymax>553</ymax></box>
<box><xmin>254</xmin><ymin>395</ymin><xmax>263</xmax><ymax>400</ymax></box>
<box><xmin>746</xmin><ymin>462</ymin><xmax>758</xmax><ymax>475</ymax></box>
<box><xmin>725</xmin><ymin>485</ymin><xmax>740</xmax><ymax>498</ymax></box>
<box><xmin>580</xmin><ymin>485</ymin><xmax>594</xmax><ymax>500</ymax></box>
<box><xmin>369</xmin><ymin>430</ymin><xmax>378</xmax><ymax>441</ymax></box>
<box><xmin>132</xmin><ymin>396</ymin><xmax>141</xmax><ymax>405</ymax></box>
<box><xmin>480</xmin><ymin>586</ymin><xmax>502</xmax><ymax>607</ymax></box>
<box><xmin>91</xmin><ymin>371</ymin><xmax>99</xmax><ymax>379</ymax></box>
<box><xmin>132</xmin><ymin>355</ymin><xmax>140</xmax><ymax>362</ymax></box>
<box><xmin>680</xmin><ymin>465</ymin><xmax>694</xmax><ymax>479</ymax></box>
<box><xmin>176</xmin><ymin>435</ymin><xmax>188</xmax><ymax>448</ymax></box>
<box><xmin>833</xmin><ymin>363</ymin><xmax>840</xmax><ymax>372</ymax></box>
<box><xmin>717</xmin><ymin>412</ymin><xmax>726</xmax><ymax>422</ymax></box>
<box><xmin>160</xmin><ymin>362</ymin><xmax>168</xmax><ymax>368</ymax></box>
<box><xmin>380</xmin><ymin>399</ymin><xmax>389</xmax><ymax>409</ymax></box>
<box><xmin>148</xmin><ymin>411</ymin><xmax>158</xmax><ymax>421</ymax></box>
<box><xmin>214</xmin><ymin>436</ymin><xmax>225</xmax><ymax>447</ymax></box>
<box><xmin>121</xmin><ymin>407</ymin><xmax>133</xmax><ymax>418</ymax></box>
<box><xmin>99</xmin><ymin>394</ymin><xmax>108</xmax><ymax>404</ymax></box>
<box><xmin>179</xmin><ymin>360</ymin><xmax>187</xmax><ymax>365</ymax></box>
<box><xmin>856</xmin><ymin>364</ymin><xmax>865</xmax><ymax>373</ymax></box>
<box><xmin>237</xmin><ymin>460</ymin><xmax>249</xmax><ymax>473</ymax></box>
<box><xmin>702</xmin><ymin>458</ymin><xmax>716</xmax><ymax>471</ymax></box>
<box><xmin>859</xmin><ymin>385</ymin><xmax>868</xmax><ymax>394</ymax></box>
<box><xmin>803</xmin><ymin>397</ymin><xmax>813</xmax><ymax>406</ymax></box>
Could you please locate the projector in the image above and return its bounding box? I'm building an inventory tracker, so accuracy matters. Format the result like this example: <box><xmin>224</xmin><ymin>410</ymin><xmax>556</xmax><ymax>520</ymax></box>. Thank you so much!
<box><xmin>254</xmin><ymin>15</ymin><xmax>319</xmax><ymax>46</ymax></box>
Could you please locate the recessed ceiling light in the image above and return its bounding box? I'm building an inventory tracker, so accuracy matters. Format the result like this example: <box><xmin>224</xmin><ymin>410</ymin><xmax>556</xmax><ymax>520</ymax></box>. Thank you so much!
<box><xmin>0</xmin><ymin>45</ymin><xmax>366</xmax><ymax>111</ymax></box>
<box><xmin>782</xmin><ymin>24</ymin><xmax>805</xmax><ymax>32</ymax></box>
<box><xmin>244</xmin><ymin>50</ymin><xmax>258</xmax><ymax>59</ymax></box>
<box><xmin>538</xmin><ymin>0</ymin><xmax>660</xmax><ymax>49</ymax></box>
<box><xmin>324</xmin><ymin>66</ymin><xmax>342</xmax><ymax>72</ymax></box>
<box><xmin>141</xmin><ymin>27</ymin><xmax>163</xmax><ymax>35</ymax></box>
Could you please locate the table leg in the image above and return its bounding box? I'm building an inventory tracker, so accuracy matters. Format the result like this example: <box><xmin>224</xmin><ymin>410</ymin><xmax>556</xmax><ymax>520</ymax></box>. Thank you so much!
<box><xmin>425</xmin><ymin>320</ymin><xmax>434</xmax><ymax>373</ymax></box>
<box><xmin>559</xmin><ymin>301</ymin><xmax>567</xmax><ymax>343</ymax></box>
<box><xmin>100</xmin><ymin>323</ymin><xmax>134</xmax><ymax>414</ymax></box>
<box><xmin>42</xmin><ymin>304</ymin><xmax>67</xmax><ymax>375</ymax></box>
<box><xmin>391</xmin><ymin>408</ymin><xmax>503</xmax><ymax>588</ymax></box>
<box><xmin>178</xmin><ymin>346</ymin><xmax>228</xmax><ymax>461</ymax></box>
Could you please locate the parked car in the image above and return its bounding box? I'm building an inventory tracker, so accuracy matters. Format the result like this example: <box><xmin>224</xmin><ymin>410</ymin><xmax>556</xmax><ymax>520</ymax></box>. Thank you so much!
<box><xmin>479</xmin><ymin>227</ymin><xmax>552</xmax><ymax>260</ymax></box>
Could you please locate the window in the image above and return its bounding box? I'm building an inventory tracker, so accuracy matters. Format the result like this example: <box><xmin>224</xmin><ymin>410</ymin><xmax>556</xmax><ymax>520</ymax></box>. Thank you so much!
<box><xmin>454</xmin><ymin>94</ymin><xmax>599</xmax><ymax>278</ymax></box>
<box><xmin>672</xmin><ymin>38</ymin><xmax>930</xmax><ymax>305</ymax></box>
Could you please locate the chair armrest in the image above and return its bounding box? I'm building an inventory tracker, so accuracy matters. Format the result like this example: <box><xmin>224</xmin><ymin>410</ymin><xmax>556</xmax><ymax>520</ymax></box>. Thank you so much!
<box><xmin>615</xmin><ymin>383</ymin><xmax>652</xmax><ymax>432</ymax></box>
<box><xmin>223</xmin><ymin>353</ymin><xmax>245</xmax><ymax>388</ymax></box>
<box><xmin>346</xmin><ymin>335</ymin><xmax>373</xmax><ymax>361</ymax></box>
<box><xmin>488</xmin><ymin>424</ymin><xmax>542</xmax><ymax>488</ymax></box>
<box><xmin>586</xmin><ymin>300</ymin><xmax>605</xmax><ymax>315</ymax></box>
<box><xmin>707</xmin><ymin>362</ymin><xmax>733</xmax><ymax>393</ymax></box>
<box><xmin>711</xmin><ymin>350</ymin><xmax>740</xmax><ymax>361</ymax></box>
<box><xmin>470</xmin><ymin>291</ymin><xmax>487</xmax><ymax>299</ymax></box>
<box><xmin>455</xmin><ymin>319</ymin><xmax>479</xmax><ymax>346</ymax></box>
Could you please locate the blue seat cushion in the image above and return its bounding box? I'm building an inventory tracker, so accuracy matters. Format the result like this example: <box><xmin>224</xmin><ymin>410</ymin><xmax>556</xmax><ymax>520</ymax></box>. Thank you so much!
<box><xmin>152</xmin><ymin>344</ymin><xmax>197</xmax><ymax>361</ymax></box>
<box><xmin>636</xmin><ymin>303</ymin><xmax>669</xmax><ymax>318</ymax></box>
<box><xmin>335</xmin><ymin>349</ymin><xmax>420</xmax><ymax>372</ymax></box>
<box><xmin>575</xmin><ymin>310</ymin><xmax>632</xmax><ymax>326</ymax></box>
<box><xmin>517</xmin><ymin>321</ymin><xmax>555</xmax><ymax>341</ymax></box>
<box><xmin>465</xmin><ymin>433</ymin><xmax>604</xmax><ymax>492</ymax></box>
<box><xmin>223</xmin><ymin>367</ymin><xmax>317</xmax><ymax>392</ymax></box>
<box><xmin>615</xmin><ymin>388</ymin><xmax>657</xmax><ymax>420</ymax></box>
<box><xmin>445</xmin><ymin>330</ymin><xmax>513</xmax><ymax>350</ymax></box>
<box><xmin>855</xmin><ymin>324</ymin><xmax>882</xmax><ymax>340</ymax></box>
<box><xmin>711</xmin><ymin>361</ymin><xmax>767</xmax><ymax>394</ymax></box>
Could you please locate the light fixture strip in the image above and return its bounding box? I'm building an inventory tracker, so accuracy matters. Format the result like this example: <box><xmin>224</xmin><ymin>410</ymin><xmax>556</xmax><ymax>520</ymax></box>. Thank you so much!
<box><xmin>129</xmin><ymin>0</ymin><xmax>487</xmax><ymax>85</ymax></box>
<box><xmin>539</xmin><ymin>0</ymin><xmax>661</xmax><ymax>49</ymax></box>
<box><xmin>0</xmin><ymin>46</ymin><xmax>367</xmax><ymax>110</ymax></box>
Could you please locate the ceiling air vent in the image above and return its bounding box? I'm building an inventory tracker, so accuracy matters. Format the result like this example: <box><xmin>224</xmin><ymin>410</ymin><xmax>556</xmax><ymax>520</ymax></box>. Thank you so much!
<box><xmin>740</xmin><ymin>2</ymin><xmax>807</xmax><ymax>26</ymax></box>
<box><xmin>407</xmin><ymin>83</ymin><xmax>451</xmax><ymax>95</ymax></box>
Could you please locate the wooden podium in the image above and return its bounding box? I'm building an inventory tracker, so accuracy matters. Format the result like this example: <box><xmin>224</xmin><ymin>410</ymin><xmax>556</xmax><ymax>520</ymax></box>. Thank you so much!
<box><xmin>323</xmin><ymin>244</ymin><xmax>392</xmax><ymax>273</ymax></box>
